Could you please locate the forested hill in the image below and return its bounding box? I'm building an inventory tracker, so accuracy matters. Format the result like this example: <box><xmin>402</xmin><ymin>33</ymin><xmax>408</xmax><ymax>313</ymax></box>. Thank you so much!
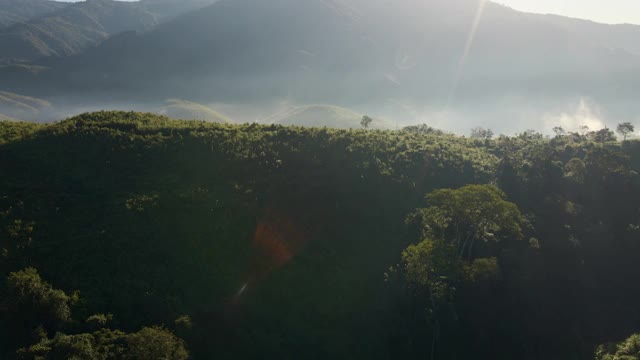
<box><xmin>0</xmin><ymin>0</ymin><xmax>67</xmax><ymax>28</ymax></box>
<box><xmin>1</xmin><ymin>111</ymin><xmax>640</xmax><ymax>359</ymax></box>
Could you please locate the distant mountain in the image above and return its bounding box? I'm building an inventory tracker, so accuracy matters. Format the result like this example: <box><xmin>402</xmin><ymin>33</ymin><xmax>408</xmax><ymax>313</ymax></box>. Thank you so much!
<box><xmin>0</xmin><ymin>0</ymin><xmax>159</xmax><ymax>63</ymax></box>
<box><xmin>2</xmin><ymin>0</ymin><xmax>640</xmax><ymax>127</ymax></box>
<box><xmin>269</xmin><ymin>105</ymin><xmax>393</xmax><ymax>129</ymax></box>
<box><xmin>0</xmin><ymin>113</ymin><xmax>18</xmax><ymax>121</ymax></box>
<box><xmin>0</xmin><ymin>0</ymin><xmax>67</xmax><ymax>28</ymax></box>
<box><xmin>540</xmin><ymin>14</ymin><xmax>640</xmax><ymax>56</ymax></box>
<box><xmin>161</xmin><ymin>99</ymin><xmax>232</xmax><ymax>123</ymax></box>
<box><xmin>9</xmin><ymin>0</ymin><xmax>378</xmax><ymax>100</ymax></box>
<box><xmin>139</xmin><ymin>0</ymin><xmax>220</xmax><ymax>21</ymax></box>
<box><xmin>0</xmin><ymin>91</ymin><xmax>51</xmax><ymax>121</ymax></box>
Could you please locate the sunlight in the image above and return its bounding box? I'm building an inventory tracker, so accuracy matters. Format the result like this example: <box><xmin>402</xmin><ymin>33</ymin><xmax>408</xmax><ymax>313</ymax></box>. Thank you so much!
<box><xmin>447</xmin><ymin>0</ymin><xmax>488</xmax><ymax>108</ymax></box>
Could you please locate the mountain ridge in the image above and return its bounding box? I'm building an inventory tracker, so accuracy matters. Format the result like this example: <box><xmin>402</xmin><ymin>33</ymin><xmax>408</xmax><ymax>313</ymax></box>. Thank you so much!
<box><xmin>1</xmin><ymin>0</ymin><xmax>640</xmax><ymax>129</ymax></box>
<box><xmin>0</xmin><ymin>0</ymin><xmax>158</xmax><ymax>62</ymax></box>
<box><xmin>0</xmin><ymin>0</ymin><xmax>67</xmax><ymax>28</ymax></box>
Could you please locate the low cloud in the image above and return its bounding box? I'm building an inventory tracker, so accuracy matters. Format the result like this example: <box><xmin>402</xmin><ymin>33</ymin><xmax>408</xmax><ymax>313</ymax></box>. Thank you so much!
<box><xmin>543</xmin><ymin>98</ymin><xmax>606</xmax><ymax>133</ymax></box>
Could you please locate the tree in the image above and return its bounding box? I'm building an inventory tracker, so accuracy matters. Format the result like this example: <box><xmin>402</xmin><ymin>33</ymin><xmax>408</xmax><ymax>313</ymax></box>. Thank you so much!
<box><xmin>564</xmin><ymin>158</ymin><xmax>587</xmax><ymax>184</ymax></box>
<box><xmin>360</xmin><ymin>115</ymin><xmax>373</xmax><ymax>129</ymax></box>
<box><xmin>127</xmin><ymin>326</ymin><xmax>189</xmax><ymax>360</ymax></box>
<box><xmin>397</xmin><ymin>185</ymin><xmax>523</xmax><ymax>358</ymax></box>
<box><xmin>408</xmin><ymin>184</ymin><xmax>524</xmax><ymax>259</ymax></box>
<box><xmin>18</xmin><ymin>332</ymin><xmax>114</xmax><ymax>360</ymax></box>
<box><xmin>397</xmin><ymin>238</ymin><xmax>463</xmax><ymax>359</ymax></box>
<box><xmin>402</xmin><ymin>124</ymin><xmax>444</xmax><ymax>135</ymax></box>
<box><xmin>470</xmin><ymin>127</ymin><xmax>494</xmax><ymax>140</ymax></box>
<box><xmin>18</xmin><ymin>327</ymin><xmax>189</xmax><ymax>360</ymax></box>
<box><xmin>401</xmin><ymin>239</ymin><xmax>463</xmax><ymax>290</ymax></box>
<box><xmin>2</xmin><ymin>268</ymin><xmax>78</xmax><ymax>354</ymax></box>
<box><xmin>595</xmin><ymin>333</ymin><xmax>640</xmax><ymax>360</ymax></box>
<box><xmin>585</xmin><ymin>146</ymin><xmax>631</xmax><ymax>180</ymax></box>
<box><xmin>579</xmin><ymin>125</ymin><xmax>590</xmax><ymax>135</ymax></box>
<box><xmin>1</xmin><ymin>218</ymin><xmax>34</xmax><ymax>260</ymax></box>
<box><xmin>6</xmin><ymin>268</ymin><xmax>75</xmax><ymax>330</ymax></box>
<box><xmin>617</xmin><ymin>122</ymin><xmax>635</xmax><ymax>141</ymax></box>
<box><xmin>587</xmin><ymin>128</ymin><xmax>617</xmax><ymax>143</ymax></box>
<box><xmin>518</xmin><ymin>129</ymin><xmax>544</xmax><ymax>141</ymax></box>
<box><xmin>552</xmin><ymin>126</ymin><xmax>566</xmax><ymax>137</ymax></box>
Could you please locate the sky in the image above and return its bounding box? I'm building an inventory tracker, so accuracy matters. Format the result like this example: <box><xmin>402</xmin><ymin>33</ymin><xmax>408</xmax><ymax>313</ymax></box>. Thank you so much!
<box><xmin>494</xmin><ymin>0</ymin><xmax>640</xmax><ymax>25</ymax></box>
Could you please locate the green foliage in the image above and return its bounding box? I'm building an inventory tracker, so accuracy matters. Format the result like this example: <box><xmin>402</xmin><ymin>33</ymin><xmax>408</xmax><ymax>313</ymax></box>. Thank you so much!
<box><xmin>588</xmin><ymin>128</ymin><xmax>617</xmax><ymax>143</ymax></box>
<box><xmin>18</xmin><ymin>332</ymin><xmax>112</xmax><ymax>360</ymax></box>
<box><xmin>464</xmin><ymin>257</ymin><xmax>501</xmax><ymax>283</ymax></box>
<box><xmin>470</xmin><ymin>127</ymin><xmax>494</xmax><ymax>140</ymax></box>
<box><xmin>5</xmin><ymin>268</ymin><xmax>188</xmax><ymax>359</ymax></box>
<box><xmin>174</xmin><ymin>315</ymin><xmax>192</xmax><ymax>331</ymax></box>
<box><xmin>1</xmin><ymin>111</ymin><xmax>639</xmax><ymax>359</ymax></box>
<box><xmin>617</xmin><ymin>122</ymin><xmax>635</xmax><ymax>141</ymax></box>
<box><xmin>86</xmin><ymin>314</ymin><xmax>114</xmax><ymax>329</ymax></box>
<box><xmin>17</xmin><ymin>326</ymin><xmax>188</xmax><ymax>360</ymax></box>
<box><xmin>2</xmin><ymin>219</ymin><xmax>35</xmax><ymax>258</ymax></box>
<box><xmin>564</xmin><ymin>157</ymin><xmax>587</xmax><ymax>184</ymax></box>
<box><xmin>126</xmin><ymin>326</ymin><xmax>188</xmax><ymax>360</ymax></box>
<box><xmin>403</xmin><ymin>124</ymin><xmax>446</xmax><ymax>136</ymax></box>
<box><xmin>125</xmin><ymin>194</ymin><xmax>159</xmax><ymax>212</ymax></box>
<box><xmin>0</xmin><ymin>120</ymin><xmax>42</xmax><ymax>144</ymax></box>
<box><xmin>595</xmin><ymin>334</ymin><xmax>640</xmax><ymax>360</ymax></box>
<box><xmin>553</xmin><ymin>126</ymin><xmax>566</xmax><ymax>137</ymax></box>
<box><xmin>401</xmin><ymin>239</ymin><xmax>462</xmax><ymax>290</ymax></box>
<box><xmin>410</xmin><ymin>185</ymin><xmax>523</xmax><ymax>249</ymax></box>
<box><xmin>6</xmin><ymin>268</ymin><xmax>74</xmax><ymax>327</ymax></box>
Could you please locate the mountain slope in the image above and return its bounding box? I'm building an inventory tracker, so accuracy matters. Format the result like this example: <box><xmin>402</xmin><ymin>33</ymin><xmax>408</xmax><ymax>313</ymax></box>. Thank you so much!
<box><xmin>269</xmin><ymin>105</ymin><xmax>393</xmax><ymax>129</ymax></box>
<box><xmin>139</xmin><ymin>0</ymin><xmax>220</xmax><ymax>21</ymax></box>
<box><xmin>0</xmin><ymin>113</ymin><xmax>18</xmax><ymax>121</ymax></box>
<box><xmin>161</xmin><ymin>99</ymin><xmax>232</xmax><ymax>123</ymax></box>
<box><xmin>32</xmin><ymin>1</ymin><xmax>640</xmax><ymax>92</ymax></box>
<box><xmin>7</xmin><ymin>0</ymin><xmax>380</xmax><ymax>101</ymax></box>
<box><xmin>2</xmin><ymin>0</ymin><xmax>640</xmax><ymax>127</ymax></box>
<box><xmin>0</xmin><ymin>91</ymin><xmax>51</xmax><ymax>121</ymax></box>
<box><xmin>0</xmin><ymin>0</ymin><xmax>158</xmax><ymax>62</ymax></box>
<box><xmin>1</xmin><ymin>111</ymin><xmax>640</xmax><ymax>359</ymax></box>
<box><xmin>0</xmin><ymin>0</ymin><xmax>67</xmax><ymax>28</ymax></box>
<box><xmin>540</xmin><ymin>14</ymin><xmax>640</xmax><ymax>56</ymax></box>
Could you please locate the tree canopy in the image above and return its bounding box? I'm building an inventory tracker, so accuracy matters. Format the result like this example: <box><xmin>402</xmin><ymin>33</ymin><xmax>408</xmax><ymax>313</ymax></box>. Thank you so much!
<box><xmin>0</xmin><ymin>111</ymin><xmax>639</xmax><ymax>359</ymax></box>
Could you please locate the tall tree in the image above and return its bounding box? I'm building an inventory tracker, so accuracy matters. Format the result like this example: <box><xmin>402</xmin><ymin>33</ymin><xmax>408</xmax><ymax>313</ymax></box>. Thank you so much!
<box><xmin>470</xmin><ymin>127</ymin><xmax>494</xmax><ymax>140</ymax></box>
<box><xmin>361</xmin><ymin>115</ymin><xmax>373</xmax><ymax>129</ymax></box>
<box><xmin>408</xmin><ymin>184</ymin><xmax>524</xmax><ymax>259</ymax></box>
<box><xmin>617</xmin><ymin>122</ymin><xmax>635</xmax><ymax>141</ymax></box>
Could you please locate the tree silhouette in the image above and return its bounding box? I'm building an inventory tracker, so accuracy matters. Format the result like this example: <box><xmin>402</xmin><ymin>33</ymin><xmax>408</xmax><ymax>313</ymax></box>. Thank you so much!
<box><xmin>617</xmin><ymin>122</ymin><xmax>635</xmax><ymax>141</ymax></box>
<box><xmin>360</xmin><ymin>115</ymin><xmax>373</xmax><ymax>129</ymax></box>
<box><xmin>470</xmin><ymin>127</ymin><xmax>494</xmax><ymax>140</ymax></box>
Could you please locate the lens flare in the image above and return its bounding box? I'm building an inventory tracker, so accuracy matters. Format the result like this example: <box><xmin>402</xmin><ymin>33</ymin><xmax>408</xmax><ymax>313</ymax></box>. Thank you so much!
<box><xmin>236</xmin><ymin>283</ymin><xmax>248</xmax><ymax>297</ymax></box>
<box><xmin>447</xmin><ymin>0</ymin><xmax>488</xmax><ymax>108</ymax></box>
<box><xmin>233</xmin><ymin>208</ymin><xmax>306</xmax><ymax>299</ymax></box>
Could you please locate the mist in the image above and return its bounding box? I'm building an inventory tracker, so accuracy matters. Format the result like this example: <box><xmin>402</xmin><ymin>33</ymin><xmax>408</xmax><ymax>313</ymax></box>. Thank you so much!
<box><xmin>3</xmin><ymin>93</ymin><xmax>636</xmax><ymax>138</ymax></box>
<box><xmin>1</xmin><ymin>0</ymin><xmax>639</xmax><ymax>136</ymax></box>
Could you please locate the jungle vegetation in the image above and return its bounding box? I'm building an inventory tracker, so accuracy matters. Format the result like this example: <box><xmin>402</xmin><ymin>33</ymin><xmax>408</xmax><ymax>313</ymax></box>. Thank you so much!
<box><xmin>1</xmin><ymin>111</ymin><xmax>639</xmax><ymax>359</ymax></box>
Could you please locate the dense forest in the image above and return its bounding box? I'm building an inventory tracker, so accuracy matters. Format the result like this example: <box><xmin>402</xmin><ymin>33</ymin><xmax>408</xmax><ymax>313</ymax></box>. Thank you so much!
<box><xmin>1</xmin><ymin>111</ymin><xmax>640</xmax><ymax>359</ymax></box>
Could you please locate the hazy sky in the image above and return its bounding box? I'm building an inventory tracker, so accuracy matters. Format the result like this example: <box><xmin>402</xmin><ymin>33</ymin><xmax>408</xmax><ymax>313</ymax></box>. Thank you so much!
<box><xmin>55</xmin><ymin>0</ymin><xmax>640</xmax><ymax>25</ymax></box>
<box><xmin>495</xmin><ymin>0</ymin><xmax>640</xmax><ymax>25</ymax></box>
